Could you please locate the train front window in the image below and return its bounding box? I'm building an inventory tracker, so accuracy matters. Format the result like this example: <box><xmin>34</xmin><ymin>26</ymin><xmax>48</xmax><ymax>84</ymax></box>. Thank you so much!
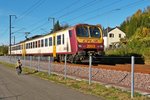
<box><xmin>90</xmin><ymin>27</ymin><xmax>101</xmax><ymax>38</ymax></box>
<box><xmin>76</xmin><ymin>26</ymin><xmax>89</xmax><ymax>37</ymax></box>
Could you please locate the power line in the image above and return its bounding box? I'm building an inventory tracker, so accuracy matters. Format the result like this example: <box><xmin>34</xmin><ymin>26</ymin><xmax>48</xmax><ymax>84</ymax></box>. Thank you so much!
<box><xmin>8</xmin><ymin>0</ymin><xmax>46</xmax><ymax>42</ymax></box>
<box><xmin>51</xmin><ymin>0</ymin><xmax>81</xmax><ymax>16</ymax></box>
<box><xmin>17</xmin><ymin>0</ymin><xmax>46</xmax><ymax>21</ymax></box>
<box><xmin>9</xmin><ymin>0</ymin><xmax>148</xmax><ymax>42</ymax></box>
<box><xmin>57</xmin><ymin>0</ymin><xmax>98</xmax><ymax>19</ymax></box>
<box><xmin>12</xmin><ymin>28</ymin><xmax>26</xmax><ymax>34</ymax></box>
<box><xmin>15</xmin><ymin>21</ymin><xmax>49</xmax><ymax>39</ymax></box>
<box><xmin>13</xmin><ymin>0</ymin><xmax>80</xmax><ymax>37</ymax></box>
<box><xmin>70</xmin><ymin>0</ymin><xmax>146</xmax><ymax>25</ymax></box>
<box><xmin>17</xmin><ymin>0</ymin><xmax>97</xmax><ymax>35</ymax></box>
<box><xmin>30</xmin><ymin>21</ymin><xmax>49</xmax><ymax>33</ymax></box>
<box><xmin>61</xmin><ymin>0</ymin><xmax>123</xmax><ymax>24</ymax></box>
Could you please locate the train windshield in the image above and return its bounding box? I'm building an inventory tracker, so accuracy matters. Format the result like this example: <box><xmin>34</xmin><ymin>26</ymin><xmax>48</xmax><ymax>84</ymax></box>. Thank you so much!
<box><xmin>89</xmin><ymin>26</ymin><xmax>101</xmax><ymax>38</ymax></box>
<box><xmin>76</xmin><ymin>26</ymin><xmax>89</xmax><ymax>37</ymax></box>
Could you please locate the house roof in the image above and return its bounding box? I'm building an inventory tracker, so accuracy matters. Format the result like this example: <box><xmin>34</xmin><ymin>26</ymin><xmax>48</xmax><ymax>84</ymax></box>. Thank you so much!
<box><xmin>103</xmin><ymin>26</ymin><xmax>122</xmax><ymax>37</ymax></box>
<box><xmin>103</xmin><ymin>27</ymin><xmax>112</xmax><ymax>36</ymax></box>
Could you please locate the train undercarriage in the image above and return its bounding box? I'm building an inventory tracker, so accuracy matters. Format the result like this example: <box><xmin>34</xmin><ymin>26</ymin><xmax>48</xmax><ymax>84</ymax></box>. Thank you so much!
<box><xmin>56</xmin><ymin>50</ymin><xmax>104</xmax><ymax>64</ymax></box>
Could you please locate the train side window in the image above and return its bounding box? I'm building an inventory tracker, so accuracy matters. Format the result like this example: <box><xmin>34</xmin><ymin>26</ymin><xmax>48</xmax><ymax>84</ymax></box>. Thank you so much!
<box><xmin>69</xmin><ymin>30</ymin><xmax>72</xmax><ymax>37</ymax></box>
<box><xmin>27</xmin><ymin>43</ymin><xmax>29</xmax><ymax>49</ymax></box>
<box><xmin>26</xmin><ymin>43</ymin><xmax>27</xmax><ymax>49</ymax></box>
<box><xmin>45</xmin><ymin>38</ymin><xmax>48</xmax><ymax>47</ymax></box>
<box><xmin>41</xmin><ymin>39</ymin><xmax>44</xmax><ymax>47</ymax></box>
<box><xmin>57</xmin><ymin>35</ymin><xmax>61</xmax><ymax>45</ymax></box>
<box><xmin>53</xmin><ymin>36</ymin><xmax>55</xmax><ymax>46</ymax></box>
<box><xmin>35</xmin><ymin>41</ymin><xmax>37</xmax><ymax>48</ymax></box>
<box><xmin>62</xmin><ymin>34</ymin><xmax>64</xmax><ymax>44</ymax></box>
<box><xmin>26</xmin><ymin>44</ymin><xmax>27</xmax><ymax>49</ymax></box>
<box><xmin>33</xmin><ymin>42</ymin><xmax>35</xmax><ymax>48</ymax></box>
<box><xmin>18</xmin><ymin>45</ymin><xmax>23</xmax><ymax>50</ymax></box>
<box><xmin>49</xmin><ymin>37</ymin><xmax>52</xmax><ymax>46</ymax></box>
<box><xmin>31</xmin><ymin>42</ymin><xmax>32</xmax><ymax>48</ymax></box>
<box><xmin>38</xmin><ymin>40</ymin><xmax>40</xmax><ymax>47</ymax></box>
<box><xmin>29</xmin><ymin>43</ymin><xmax>30</xmax><ymax>49</ymax></box>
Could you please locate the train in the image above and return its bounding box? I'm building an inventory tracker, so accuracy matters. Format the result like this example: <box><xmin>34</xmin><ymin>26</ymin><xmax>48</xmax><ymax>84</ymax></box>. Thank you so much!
<box><xmin>9</xmin><ymin>24</ymin><xmax>104</xmax><ymax>63</ymax></box>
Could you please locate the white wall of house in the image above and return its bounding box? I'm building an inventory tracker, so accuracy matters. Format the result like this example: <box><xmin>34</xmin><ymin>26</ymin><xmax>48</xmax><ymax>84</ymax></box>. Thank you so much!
<box><xmin>104</xmin><ymin>27</ymin><xmax>126</xmax><ymax>49</ymax></box>
<box><xmin>103</xmin><ymin>37</ymin><xmax>108</xmax><ymax>50</ymax></box>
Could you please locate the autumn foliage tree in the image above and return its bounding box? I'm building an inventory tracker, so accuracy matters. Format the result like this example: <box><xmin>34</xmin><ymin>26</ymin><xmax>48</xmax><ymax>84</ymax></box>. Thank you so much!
<box><xmin>120</xmin><ymin>6</ymin><xmax>150</xmax><ymax>38</ymax></box>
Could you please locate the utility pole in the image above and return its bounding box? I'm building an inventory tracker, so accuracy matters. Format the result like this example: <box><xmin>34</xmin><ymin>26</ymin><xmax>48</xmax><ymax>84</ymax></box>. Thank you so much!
<box><xmin>9</xmin><ymin>15</ymin><xmax>17</xmax><ymax>56</ymax></box>
<box><xmin>12</xmin><ymin>36</ymin><xmax>15</xmax><ymax>45</ymax></box>
<box><xmin>48</xmin><ymin>17</ymin><xmax>55</xmax><ymax>32</ymax></box>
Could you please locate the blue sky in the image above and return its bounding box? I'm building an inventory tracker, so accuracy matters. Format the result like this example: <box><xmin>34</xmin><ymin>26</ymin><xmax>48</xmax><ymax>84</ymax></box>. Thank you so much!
<box><xmin>0</xmin><ymin>0</ymin><xmax>149</xmax><ymax>45</ymax></box>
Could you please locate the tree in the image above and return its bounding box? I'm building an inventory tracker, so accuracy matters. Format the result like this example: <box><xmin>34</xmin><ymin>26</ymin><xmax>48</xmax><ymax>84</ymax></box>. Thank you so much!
<box><xmin>120</xmin><ymin>6</ymin><xmax>150</xmax><ymax>38</ymax></box>
<box><xmin>0</xmin><ymin>45</ymin><xmax>8</xmax><ymax>55</ymax></box>
<box><xmin>50</xmin><ymin>20</ymin><xmax>70</xmax><ymax>33</ymax></box>
<box><xmin>53</xmin><ymin>20</ymin><xmax>62</xmax><ymax>32</ymax></box>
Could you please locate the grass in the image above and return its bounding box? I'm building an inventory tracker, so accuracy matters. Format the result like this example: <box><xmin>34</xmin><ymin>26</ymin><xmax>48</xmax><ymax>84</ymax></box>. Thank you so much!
<box><xmin>0</xmin><ymin>61</ymin><xmax>149</xmax><ymax>100</ymax></box>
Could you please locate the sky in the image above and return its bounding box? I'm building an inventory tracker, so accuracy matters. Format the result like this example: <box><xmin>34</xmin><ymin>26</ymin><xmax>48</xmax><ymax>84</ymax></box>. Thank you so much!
<box><xmin>0</xmin><ymin>0</ymin><xmax>149</xmax><ymax>45</ymax></box>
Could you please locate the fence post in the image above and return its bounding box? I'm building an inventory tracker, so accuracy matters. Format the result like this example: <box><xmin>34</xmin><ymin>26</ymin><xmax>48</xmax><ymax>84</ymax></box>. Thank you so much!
<box><xmin>24</xmin><ymin>56</ymin><xmax>26</xmax><ymax>66</ymax></box>
<box><xmin>131</xmin><ymin>56</ymin><xmax>134</xmax><ymax>98</ymax></box>
<box><xmin>48</xmin><ymin>56</ymin><xmax>51</xmax><ymax>75</ymax></box>
<box><xmin>30</xmin><ymin>56</ymin><xmax>32</xmax><ymax>67</ymax></box>
<box><xmin>64</xmin><ymin>54</ymin><xmax>67</xmax><ymax>79</ymax></box>
<box><xmin>38</xmin><ymin>56</ymin><xmax>40</xmax><ymax>71</ymax></box>
<box><xmin>89</xmin><ymin>54</ymin><xmax>92</xmax><ymax>85</ymax></box>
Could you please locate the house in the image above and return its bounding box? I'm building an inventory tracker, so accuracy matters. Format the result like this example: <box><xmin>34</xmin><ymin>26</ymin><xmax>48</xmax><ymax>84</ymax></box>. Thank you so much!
<box><xmin>103</xmin><ymin>27</ymin><xmax>126</xmax><ymax>49</ymax></box>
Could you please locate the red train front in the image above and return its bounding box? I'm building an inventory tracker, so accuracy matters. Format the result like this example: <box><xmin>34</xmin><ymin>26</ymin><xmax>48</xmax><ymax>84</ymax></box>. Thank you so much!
<box><xmin>67</xmin><ymin>24</ymin><xmax>104</xmax><ymax>63</ymax></box>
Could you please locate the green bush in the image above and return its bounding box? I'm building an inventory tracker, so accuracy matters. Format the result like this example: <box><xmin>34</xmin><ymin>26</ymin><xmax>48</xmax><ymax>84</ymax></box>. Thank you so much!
<box><xmin>105</xmin><ymin>38</ymin><xmax>150</xmax><ymax>63</ymax></box>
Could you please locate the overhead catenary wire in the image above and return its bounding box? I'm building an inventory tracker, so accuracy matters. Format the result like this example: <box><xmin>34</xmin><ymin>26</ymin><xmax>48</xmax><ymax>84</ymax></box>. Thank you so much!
<box><xmin>24</xmin><ymin>0</ymin><xmax>98</xmax><ymax>33</ymax></box>
<box><xmin>61</xmin><ymin>0</ymin><xmax>123</xmax><ymax>24</ymax></box>
<box><xmin>8</xmin><ymin>0</ymin><xmax>148</xmax><ymax>43</ymax></box>
<box><xmin>15</xmin><ymin>0</ymin><xmax>46</xmax><ymax>22</ymax></box>
<box><xmin>12</xmin><ymin>0</ymin><xmax>81</xmax><ymax>37</ymax></box>
<box><xmin>51</xmin><ymin>0</ymin><xmax>81</xmax><ymax>16</ymax></box>
<box><xmin>17</xmin><ymin>0</ymin><xmax>96</xmax><ymax>33</ymax></box>
<box><xmin>57</xmin><ymin>0</ymin><xmax>98</xmax><ymax>19</ymax></box>
<box><xmin>70</xmin><ymin>0</ymin><xmax>146</xmax><ymax>25</ymax></box>
<box><xmin>23</xmin><ymin>0</ymin><xmax>100</xmax><ymax>37</ymax></box>
<box><xmin>15</xmin><ymin>21</ymin><xmax>49</xmax><ymax>40</ymax></box>
<box><xmin>30</xmin><ymin>21</ymin><xmax>49</xmax><ymax>33</ymax></box>
<box><xmin>1</xmin><ymin>0</ymin><xmax>46</xmax><ymax>43</ymax></box>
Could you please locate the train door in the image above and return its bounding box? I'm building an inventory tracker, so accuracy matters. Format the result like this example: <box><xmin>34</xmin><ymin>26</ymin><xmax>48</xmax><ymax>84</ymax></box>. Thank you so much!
<box><xmin>22</xmin><ymin>43</ymin><xmax>26</xmax><ymax>56</ymax></box>
<box><xmin>53</xmin><ymin>35</ymin><xmax>56</xmax><ymax>57</ymax></box>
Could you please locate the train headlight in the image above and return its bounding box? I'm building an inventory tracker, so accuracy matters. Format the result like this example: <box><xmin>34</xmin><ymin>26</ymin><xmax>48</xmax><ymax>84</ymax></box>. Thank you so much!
<box><xmin>97</xmin><ymin>45</ymin><xmax>100</xmax><ymax>48</ymax></box>
<box><xmin>78</xmin><ymin>44</ymin><xmax>82</xmax><ymax>48</ymax></box>
<box><xmin>100</xmin><ymin>45</ymin><xmax>103</xmax><ymax>48</ymax></box>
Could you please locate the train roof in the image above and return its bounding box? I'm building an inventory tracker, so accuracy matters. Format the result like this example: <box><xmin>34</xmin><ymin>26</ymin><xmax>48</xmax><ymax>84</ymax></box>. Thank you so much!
<box><xmin>12</xmin><ymin>23</ymin><xmax>102</xmax><ymax>46</ymax></box>
<box><xmin>20</xmin><ymin>35</ymin><xmax>43</xmax><ymax>43</ymax></box>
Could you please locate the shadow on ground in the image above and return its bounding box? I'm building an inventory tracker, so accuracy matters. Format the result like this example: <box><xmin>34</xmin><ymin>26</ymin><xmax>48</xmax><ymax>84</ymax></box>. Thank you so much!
<box><xmin>23</xmin><ymin>70</ymin><xmax>38</xmax><ymax>75</ymax></box>
<box><xmin>97</xmin><ymin>54</ymin><xmax>145</xmax><ymax>65</ymax></box>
